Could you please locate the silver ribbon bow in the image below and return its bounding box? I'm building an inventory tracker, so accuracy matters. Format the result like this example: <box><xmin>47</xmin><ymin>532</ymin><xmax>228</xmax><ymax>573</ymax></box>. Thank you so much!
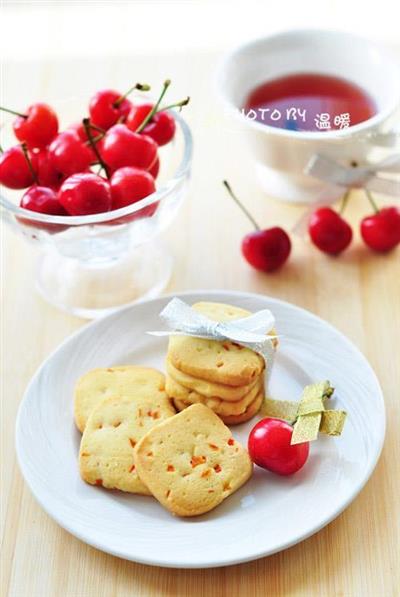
<box><xmin>294</xmin><ymin>152</ymin><xmax>400</xmax><ymax>234</ymax></box>
<box><xmin>306</xmin><ymin>153</ymin><xmax>400</xmax><ymax>197</ymax></box>
<box><xmin>148</xmin><ymin>297</ymin><xmax>277</xmax><ymax>364</ymax></box>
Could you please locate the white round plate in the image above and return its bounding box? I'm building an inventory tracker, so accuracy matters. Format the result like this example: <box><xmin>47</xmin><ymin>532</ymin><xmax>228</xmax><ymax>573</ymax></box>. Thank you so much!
<box><xmin>16</xmin><ymin>290</ymin><xmax>385</xmax><ymax>568</ymax></box>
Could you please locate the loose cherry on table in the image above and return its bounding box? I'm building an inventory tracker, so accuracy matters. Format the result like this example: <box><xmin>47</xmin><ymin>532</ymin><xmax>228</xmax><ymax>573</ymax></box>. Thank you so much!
<box><xmin>0</xmin><ymin>145</ymin><xmax>36</xmax><ymax>189</ymax></box>
<box><xmin>89</xmin><ymin>83</ymin><xmax>150</xmax><ymax>130</ymax></box>
<box><xmin>101</xmin><ymin>124</ymin><xmax>158</xmax><ymax>172</ymax></box>
<box><xmin>248</xmin><ymin>418</ymin><xmax>309</xmax><ymax>476</ymax></box>
<box><xmin>360</xmin><ymin>192</ymin><xmax>400</xmax><ymax>252</ymax></box>
<box><xmin>308</xmin><ymin>206</ymin><xmax>353</xmax><ymax>255</ymax></box>
<box><xmin>58</xmin><ymin>172</ymin><xmax>112</xmax><ymax>216</ymax></box>
<box><xmin>48</xmin><ymin>130</ymin><xmax>93</xmax><ymax>177</ymax></box>
<box><xmin>1</xmin><ymin>103</ymin><xmax>58</xmax><ymax>149</ymax></box>
<box><xmin>223</xmin><ymin>180</ymin><xmax>291</xmax><ymax>272</ymax></box>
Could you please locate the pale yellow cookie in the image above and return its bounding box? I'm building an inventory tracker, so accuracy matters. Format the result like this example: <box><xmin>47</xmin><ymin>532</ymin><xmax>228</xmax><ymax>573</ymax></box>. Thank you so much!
<box><xmin>134</xmin><ymin>404</ymin><xmax>253</xmax><ymax>516</ymax></box>
<box><xmin>79</xmin><ymin>393</ymin><xmax>176</xmax><ymax>495</ymax></box>
<box><xmin>165</xmin><ymin>373</ymin><xmax>262</xmax><ymax>416</ymax></box>
<box><xmin>74</xmin><ymin>366</ymin><xmax>166</xmax><ymax>432</ymax></box>
<box><xmin>219</xmin><ymin>391</ymin><xmax>264</xmax><ymax>425</ymax></box>
<box><xmin>167</xmin><ymin>302</ymin><xmax>269</xmax><ymax>386</ymax></box>
<box><xmin>166</xmin><ymin>359</ymin><xmax>260</xmax><ymax>401</ymax></box>
<box><xmin>173</xmin><ymin>389</ymin><xmax>264</xmax><ymax>425</ymax></box>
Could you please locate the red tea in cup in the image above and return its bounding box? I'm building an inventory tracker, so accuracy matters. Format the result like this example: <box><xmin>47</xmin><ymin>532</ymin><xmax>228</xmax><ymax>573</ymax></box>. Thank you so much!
<box><xmin>243</xmin><ymin>73</ymin><xmax>376</xmax><ymax>132</ymax></box>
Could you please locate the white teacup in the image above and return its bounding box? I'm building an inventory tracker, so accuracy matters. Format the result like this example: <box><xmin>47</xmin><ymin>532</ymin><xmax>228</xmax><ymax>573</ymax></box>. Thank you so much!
<box><xmin>218</xmin><ymin>29</ymin><xmax>400</xmax><ymax>203</ymax></box>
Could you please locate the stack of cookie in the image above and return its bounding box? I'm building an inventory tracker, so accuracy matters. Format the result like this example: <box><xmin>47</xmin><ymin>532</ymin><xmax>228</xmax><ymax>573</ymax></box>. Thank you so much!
<box><xmin>165</xmin><ymin>301</ymin><xmax>274</xmax><ymax>424</ymax></box>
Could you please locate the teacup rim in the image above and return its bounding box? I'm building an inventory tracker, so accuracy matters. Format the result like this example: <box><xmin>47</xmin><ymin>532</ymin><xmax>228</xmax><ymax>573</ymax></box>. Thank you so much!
<box><xmin>217</xmin><ymin>28</ymin><xmax>400</xmax><ymax>141</ymax></box>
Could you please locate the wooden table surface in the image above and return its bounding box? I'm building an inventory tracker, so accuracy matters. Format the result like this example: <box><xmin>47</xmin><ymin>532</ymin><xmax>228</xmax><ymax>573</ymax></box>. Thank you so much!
<box><xmin>1</xmin><ymin>49</ymin><xmax>399</xmax><ymax>597</ymax></box>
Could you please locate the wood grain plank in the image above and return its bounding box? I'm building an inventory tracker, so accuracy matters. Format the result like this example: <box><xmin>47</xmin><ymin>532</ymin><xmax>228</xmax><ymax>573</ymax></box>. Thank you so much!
<box><xmin>1</xmin><ymin>49</ymin><xmax>399</xmax><ymax>597</ymax></box>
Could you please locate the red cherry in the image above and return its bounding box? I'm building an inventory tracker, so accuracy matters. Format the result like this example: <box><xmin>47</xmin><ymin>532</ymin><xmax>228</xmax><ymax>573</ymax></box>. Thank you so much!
<box><xmin>20</xmin><ymin>185</ymin><xmax>67</xmax><ymax>215</ymax></box>
<box><xmin>126</xmin><ymin>103</ymin><xmax>176</xmax><ymax>146</ymax></box>
<box><xmin>89</xmin><ymin>89</ymin><xmax>132</xmax><ymax>130</ymax></box>
<box><xmin>360</xmin><ymin>206</ymin><xmax>400</xmax><ymax>252</ymax></box>
<box><xmin>0</xmin><ymin>146</ymin><xmax>36</xmax><ymax>189</ymax></box>
<box><xmin>223</xmin><ymin>181</ymin><xmax>291</xmax><ymax>272</ymax></box>
<box><xmin>48</xmin><ymin>131</ymin><xmax>92</xmax><ymax>177</ymax></box>
<box><xmin>68</xmin><ymin>122</ymin><xmax>87</xmax><ymax>142</ymax></box>
<box><xmin>68</xmin><ymin>121</ymin><xmax>102</xmax><ymax>143</ymax></box>
<box><xmin>126</xmin><ymin>103</ymin><xmax>151</xmax><ymax>131</ymax></box>
<box><xmin>68</xmin><ymin>122</ymin><xmax>105</xmax><ymax>163</ymax></box>
<box><xmin>148</xmin><ymin>156</ymin><xmax>160</xmax><ymax>179</ymax></box>
<box><xmin>248</xmin><ymin>418</ymin><xmax>309</xmax><ymax>476</ymax></box>
<box><xmin>242</xmin><ymin>228</ymin><xmax>291</xmax><ymax>272</ymax></box>
<box><xmin>58</xmin><ymin>173</ymin><xmax>112</xmax><ymax>216</ymax></box>
<box><xmin>110</xmin><ymin>167</ymin><xmax>156</xmax><ymax>210</ymax></box>
<box><xmin>309</xmin><ymin>207</ymin><xmax>352</xmax><ymax>255</ymax></box>
<box><xmin>13</xmin><ymin>103</ymin><xmax>58</xmax><ymax>149</ymax></box>
<box><xmin>31</xmin><ymin>148</ymin><xmax>63</xmax><ymax>189</ymax></box>
<box><xmin>102</xmin><ymin>124</ymin><xmax>158</xmax><ymax>171</ymax></box>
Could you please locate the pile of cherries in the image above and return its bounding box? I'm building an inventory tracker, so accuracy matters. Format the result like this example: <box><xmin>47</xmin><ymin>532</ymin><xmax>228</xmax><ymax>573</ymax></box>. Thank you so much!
<box><xmin>223</xmin><ymin>181</ymin><xmax>400</xmax><ymax>273</ymax></box>
<box><xmin>0</xmin><ymin>80</ymin><xmax>189</xmax><ymax>219</ymax></box>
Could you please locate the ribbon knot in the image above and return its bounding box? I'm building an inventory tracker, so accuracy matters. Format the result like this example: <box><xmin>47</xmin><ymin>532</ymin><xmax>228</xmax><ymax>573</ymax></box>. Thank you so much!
<box><xmin>306</xmin><ymin>153</ymin><xmax>400</xmax><ymax>197</ymax></box>
<box><xmin>148</xmin><ymin>297</ymin><xmax>277</xmax><ymax>364</ymax></box>
<box><xmin>262</xmin><ymin>381</ymin><xmax>347</xmax><ymax>444</ymax></box>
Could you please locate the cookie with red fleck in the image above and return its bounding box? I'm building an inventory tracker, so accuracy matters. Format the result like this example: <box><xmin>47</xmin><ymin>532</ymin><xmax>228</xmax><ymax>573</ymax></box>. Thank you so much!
<box><xmin>167</xmin><ymin>302</ymin><xmax>271</xmax><ymax>387</ymax></box>
<box><xmin>166</xmin><ymin>373</ymin><xmax>263</xmax><ymax>416</ymax></box>
<box><xmin>134</xmin><ymin>404</ymin><xmax>253</xmax><ymax>515</ymax></box>
<box><xmin>172</xmin><ymin>389</ymin><xmax>264</xmax><ymax>425</ymax></box>
<box><xmin>166</xmin><ymin>359</ymin><xmax>260</xmax><ymax>401</ymax></box>
<box><xmin>74</xmin><ymin>366</ymin><xmax>167</xmax><ymax>432</ymax></box>
<box><xmin>79</xmin><ymin>392</ymin><xmax>175</xmax><ymax>495</ymax></box>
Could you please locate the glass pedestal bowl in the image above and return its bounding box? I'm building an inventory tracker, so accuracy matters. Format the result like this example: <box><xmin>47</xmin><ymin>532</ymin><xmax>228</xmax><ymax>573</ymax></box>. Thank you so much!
<box><xmin>1</xmin><ymin>109</ymin><xmax>192</xmax><ymax>319</ymax></box>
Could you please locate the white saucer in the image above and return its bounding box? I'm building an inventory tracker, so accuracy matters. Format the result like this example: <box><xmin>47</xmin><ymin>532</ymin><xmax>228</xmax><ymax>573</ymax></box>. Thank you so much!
<box><xmin>16</xmin><ymin>290</ymin><xmax>385</xmax><ymax>568</ymax></box>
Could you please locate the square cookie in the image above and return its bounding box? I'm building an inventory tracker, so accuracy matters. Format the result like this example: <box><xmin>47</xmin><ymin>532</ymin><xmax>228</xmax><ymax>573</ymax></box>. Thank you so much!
<box><xmin>79</xmin><ymin>392</ymin><xmax>175</xmax><ymax>495</ymax></box>
<box><xmin>134</xmin><ymin>404</ymin><xmax>253</xmax><ymax>516</ymax></box>
<box><xmin>74</xmin><ymin>366</ymin><xmax>166</xmax><ymax>432</ymax></box>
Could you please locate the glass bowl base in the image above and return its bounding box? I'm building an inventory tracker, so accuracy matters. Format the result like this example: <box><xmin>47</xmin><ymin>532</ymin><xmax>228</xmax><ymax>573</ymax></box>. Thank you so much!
<box><xmin>36</xmin><ymin>241</ymin><xmax>173</xmax><ymax>319</ymax></box>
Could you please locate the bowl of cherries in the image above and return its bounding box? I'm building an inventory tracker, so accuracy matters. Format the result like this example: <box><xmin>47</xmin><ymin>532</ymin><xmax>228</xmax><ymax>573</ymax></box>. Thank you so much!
<box><xmin>0</xmin><ymin>80</ymin><xmax>192</xmax><ymax>318</ymax></box>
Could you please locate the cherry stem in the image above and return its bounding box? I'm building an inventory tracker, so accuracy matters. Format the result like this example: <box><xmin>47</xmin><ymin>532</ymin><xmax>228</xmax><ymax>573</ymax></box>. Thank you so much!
<box><xmin>20</xmin><ymin>142</ymin><xmax>38</xmax><ymax>184</ymax></box>
<box><xmin>83</xmin><ymin>121</ymin><xmax>105</xmax><ymax>146</ymax></box>
<box><xmin>0</xmin><ymin>143</ymin><xmax>3</xmax><ymax>153</ymax></box>
<box><xmin>339</xmin><ymin>189</ymin><xmax>351</xmax><ymax>215</ymax></box>
<box><xmin>88</xmin><ymin>122</ymin><xmax>105</xmax><ymax>134</ymax></box>
<box><xmin>114</xmin><ymin>82</ymin><xmax>151</xmax><ymax>107</ymax></box>
<box><xmin>136</xmin><ymin>79</ymin><xmax>171</xmax><ymax>133</ymax></box>
<box><xmin>364</xmin><ymin>189</ymin><xmax>380</xmax><ymax>214</ymax></box>
<box><xmin>86</xmin><ymin>133</ymin><xmax>104</xmax><ymax>145</ymax></box>
<box><xmin>160</xmin><ymin>96</ymin><xmax>190</xmax><ymax>112</ymax></box>
<box><xmin>0</xmin><ymin>106</ymin><xmax>27</xmax><ymax>119</ymax></box>
<box><xmin>222</xmin><ymin>180</ymin><xmax>260</xmax><ymax>231</ymax></box>
<box><xmin>83</xmin><ymin>118</ymin><xmax>110</xmax><ymax>178</ymax></box>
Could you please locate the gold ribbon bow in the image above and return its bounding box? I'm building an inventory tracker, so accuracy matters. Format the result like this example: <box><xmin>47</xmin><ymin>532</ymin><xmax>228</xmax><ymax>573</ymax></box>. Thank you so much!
<box><xmin>262</xmin><ymin>381</ymin><xmax>347</xmax><ymax>445</ymax></box>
